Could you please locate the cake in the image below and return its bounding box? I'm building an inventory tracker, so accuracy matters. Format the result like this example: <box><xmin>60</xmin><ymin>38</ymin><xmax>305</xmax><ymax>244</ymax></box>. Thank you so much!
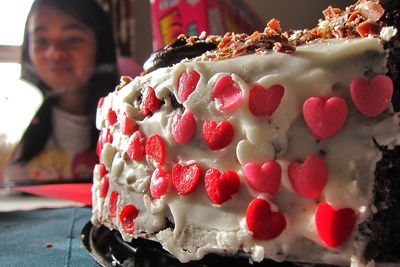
<box><xmin>91</xmin><ymin>0</ymin><xmax>400</xmax><ymax>265</ymax></box>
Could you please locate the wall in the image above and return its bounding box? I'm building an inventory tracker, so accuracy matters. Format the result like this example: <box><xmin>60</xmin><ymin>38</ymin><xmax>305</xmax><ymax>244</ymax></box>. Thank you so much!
<box><xmin>133</xmin><ymin>0</ymin><xmax>353</xmax><ymax>65</ymax></box>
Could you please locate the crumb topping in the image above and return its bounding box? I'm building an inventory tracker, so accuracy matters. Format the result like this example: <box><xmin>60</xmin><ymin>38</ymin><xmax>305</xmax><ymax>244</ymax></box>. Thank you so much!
<box><xmin>179</xmin><ymin>0</ymin><xmax>388</xmax><ymax>61</ymax></box>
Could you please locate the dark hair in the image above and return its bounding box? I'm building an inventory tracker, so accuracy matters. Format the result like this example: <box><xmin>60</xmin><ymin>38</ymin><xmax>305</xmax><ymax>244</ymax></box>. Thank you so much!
<box><xmin>17</xmin><ymin>0</ymin><xmax>119</xmax><ymax>162</ymax></box>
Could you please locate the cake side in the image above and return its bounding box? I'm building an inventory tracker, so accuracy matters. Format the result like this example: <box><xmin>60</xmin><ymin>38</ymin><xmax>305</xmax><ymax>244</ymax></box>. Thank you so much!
<box><xmin>92</xmin><ymin>38</ymin><xmax>399</xmax><ymax>265</ymax></box>
<box><xmin>91</xmin><ymin>0</ymin><xmax>400</xmax><ymax>265</ymax></box>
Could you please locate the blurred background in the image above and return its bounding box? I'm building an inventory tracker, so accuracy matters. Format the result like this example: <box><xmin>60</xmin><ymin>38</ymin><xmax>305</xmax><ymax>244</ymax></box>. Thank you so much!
<box><xmin>0</xmin><ymin>0</ymin><xmax>352</xmax><ymax>80</ymax></box>
<box><xmin>0</xmin><ymin>0</ymin><xmax>351</xmax><ymax>182</ymax></box>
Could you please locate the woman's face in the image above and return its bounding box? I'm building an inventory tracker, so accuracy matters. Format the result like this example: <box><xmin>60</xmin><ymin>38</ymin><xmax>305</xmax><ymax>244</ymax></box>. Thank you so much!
<box><xmin>28</xmin><ymin>5</ymin><xmax>97</xmax><ymax>93</ymax></box>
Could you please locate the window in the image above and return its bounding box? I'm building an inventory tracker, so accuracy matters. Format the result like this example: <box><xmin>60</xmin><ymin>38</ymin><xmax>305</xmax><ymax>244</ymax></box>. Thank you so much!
<box><xmin>0</xmin><ymin>0</ymin><xmax>34</xmax><ymax>79</ymax></box>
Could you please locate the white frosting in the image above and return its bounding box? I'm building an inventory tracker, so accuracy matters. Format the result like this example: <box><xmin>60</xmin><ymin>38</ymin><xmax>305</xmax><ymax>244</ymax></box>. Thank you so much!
<box><xmin>91</xmin><ymin>38</ymin><xmax>400</xmax><ymax>264</ymax></box>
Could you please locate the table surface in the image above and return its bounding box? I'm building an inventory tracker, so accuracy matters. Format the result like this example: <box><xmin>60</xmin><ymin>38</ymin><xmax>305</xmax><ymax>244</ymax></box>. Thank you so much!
<box><xmin>0</xmin><ymin>193</ymin><xmax>99</xmax><ymax>267</ymax></box>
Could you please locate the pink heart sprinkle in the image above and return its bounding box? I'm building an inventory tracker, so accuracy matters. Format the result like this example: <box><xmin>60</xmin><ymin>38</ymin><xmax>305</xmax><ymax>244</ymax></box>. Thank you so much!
<box><xmin>150</xmin><ymin>167</ymin><xmax>169</xmax><ymax>199</ymax></box>
<box><xmin>246</xmin><ymin>198</ymin><xmax>286</xmax><ymax>240</ymax></box>
<box><xmin>249</xmin><ymin>84</ymin><xmax>284</xmax><ymax>116</ymax></box>
<box><xmin>177</xmin><ymin>70</ymin><xmax>200</xmax><ymax>102</ymax></box>
<box><xmin>203</xmin><ymin>120</ymin><xmax>234</xmax><ymax>150</ymax></box>
<box><xmin>351</xmin><ymin>75</ymin><xmax>393</xmax><ymax>117</ymax></box>
<box><xmin>303</xmin><ymin>97</ymin><xmax>348</xmax><ymax>140</ymax></box>
<box><xmin>204</xmin><ymin>169</ymin><xmax>240</xmax><ymax>204</ymax></box>
<box><xmin>212</xmin><ymin>75</ymin><xmax>242</xmax><ymax>111</ymax></box>
<box><xmin>288</xmin><ymin>155</ymin><xmax>328</xmax><ymax>199</ymax></box>
<box><xmin>244</xmin><ymin>161</ymin><xmax>281</xmax><ymax>195</ymax></box>
<box><xmin>315</xmin><ymin>202</ymin><xmax>356</xmax><ymax>247</ymax></box>
<box><xmin>170</xmin><ymin>112</ymin><xmax>197</xmax><ymax>145</ymax></box>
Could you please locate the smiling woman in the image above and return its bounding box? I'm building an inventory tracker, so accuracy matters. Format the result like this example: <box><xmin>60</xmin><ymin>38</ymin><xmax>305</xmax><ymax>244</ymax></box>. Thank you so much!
<box><xmin>27</xmin><ymin>5</ymin><xmax>98</xmax><ymax>114</ymax></box>
<box><xmin>4</xmin><ymin>0</ymin><xmax>119</xmax><ymax>183</ymax></box>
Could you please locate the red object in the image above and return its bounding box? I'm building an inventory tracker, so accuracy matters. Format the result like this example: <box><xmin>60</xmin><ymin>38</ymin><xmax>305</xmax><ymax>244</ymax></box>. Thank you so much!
<box><xmin>126</xmin><ymin>130</ymin><xmax>146</xmax><ymax>161</ymax></box>
<box><xmin>119</xmin><ymin>204</ymin><xmax>139</xmax><ymax>234</ymax></box>
<box><xmin>12</xmin><ymin>183</ymin><xmax>93</xmax><ymax>206</ymax></box>
<box><xmin>99</xmin><ymin>177</ymin><xmax>109</xmax><ymax>198</ymax></box>
<box><xmin>204</xmin><ymin>168</ymin><xmax>240</xmax><ymax>204</ymax></box>
<box><xmin>315</xmin><ymin>202</ymin><xmax>356</xmax><ymax>247</ymax></box>
<box><xmin>177</xmin><ymin>71</ymin><xmax>200</xmax><ymax>102</ymax></box>
<box><xmin>303</xmin><ymin>96</ymin><xmax>348</xmax><ymax>140</ymax></box>
<box><xmin>202</xmin><ymin>120</ymin><xmax>234</xmax><ymax>150</ymax></box>
<box><xmin>119</xmin><ymin>112</ymin><xmax>137</xmax><ymax>135</ymax></box>
<box><xmin>98</xmin><ymin>163</ymin><xmax>108</xmax><ymax>178</ymax></box>
<box><xmin>172</xmin><ymin>162</ymin><xmax>200</xmax><ymax>195</ymax></box>
<box><xmin>109</xmin><ymin>190</ymin><xmax>119</xmax><ymax>217</ymax></box>
<box><xmin>141</xmin><ymin>86</ymin><xmax>161</xmax><ymax>116</ymax></box>
<box><xmin>107</xmin><ymin>108</ymin><xmax>117</xmax><ymax>125</ymax></box>
<box><xmin>96</xmin><ymin>128</ymin><xmax>113</xmax><ymax>156</ymax></box>
<box><xmin>170</xmin><ymin>112</ymin><xmax>197</xmax><ymax>145</ymax></box>
<box><xmin>249</xmin><ymin>84</ymin><xmax>284</xmax><ymax>116</ymax></box>
<box><xmin>145</xmin><ymin>134</ymin><xmax>166</xmax><ymax>166</ymax></box>
<box><xmin>351</xmin><ymin>75</ymin><xmax>393</xmax><ymax>117</ymax></box>
<box><xmin>150</xmin><ymin>167</ymin><xmax>169</xmax><ymax>199</ymax></box>
<box><xmin>244</xmin><ymin>161</ymin><xmax>281</xmax><ymax>195</ymax></box>
<box><xmin>246</xmin><ymin>198</ymin><xmax>286</xmax><ymax>240</ymax></box>
<box><xmin>288</xmin><ymin>155</ymin><xmax>327</xmax><ymax>199</ymax></box>
<box><xmin>212</xmin><ymin>75</ymin><xmax>242</xmax><ymax>112</ymax></box>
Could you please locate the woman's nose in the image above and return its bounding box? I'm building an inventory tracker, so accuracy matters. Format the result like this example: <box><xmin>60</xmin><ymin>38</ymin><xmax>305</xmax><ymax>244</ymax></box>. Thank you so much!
<box><xmin>45</xmin><ymin>42</ymin><xmax>67</xmax><ymax>60</ymax></box>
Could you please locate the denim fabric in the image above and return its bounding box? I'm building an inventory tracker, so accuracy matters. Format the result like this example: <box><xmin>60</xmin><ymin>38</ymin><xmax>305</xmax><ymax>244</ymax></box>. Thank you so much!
<box><xmin>0</xmin><ymin>207</ymin><xmax>98</xmax><ymax>267</ymax></box>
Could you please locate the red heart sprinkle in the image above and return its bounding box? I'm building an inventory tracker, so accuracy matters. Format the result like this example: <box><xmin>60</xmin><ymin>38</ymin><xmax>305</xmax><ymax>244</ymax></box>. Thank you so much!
<box><xmin>146</xmin><ymin>134</ymin><xmax>166</xmax><ymax>166</ymax></box>
<box><xmin>246</xmin><ymin>198</ymin><xmax>286</xmax><ymax>240</ymax></box>
<box><xmin>205</xmin><ymin>169</ymin><xmax>240</xmax><ymax>204</ymax></box>
<box><xmin>177</xmin><ymin>70</ymin><xmax>200</xmax><ymax>102</ymax></box>
<box><xmin>99</xmin><ymin>176</ymin><xmax>109</xmax><ymax>198</ymax></box>
<box><xmin>109</xmin><ymin>190</ymin><xmax>119</xmax><ymax>217</ymax></box>
<box><xmin>120</xmin><ymin>112</ymin><xmax>137</xmax><ymax>135</ymax></box>
<box><xmin>150</xmin><ymin>167</ymin><xmax>169</xmax><ymax>198</ymax></box>
<box><xmin>288</xmin><ymin>155</ymin><xmax>327</xmax><ymax>199</ymax></box>
<box><xmin>119</xmin><ymin>204</ymin><xmax>139</xmax><ymax>234</ymax></box>
<box><xmin>107</xmin><ymin>108</ymin><xmax>117</xmax><ymax>125</ymax></box>
<box><xmin>126</xmin><ymin>130</ymin><xmax>146</xmax><ymax>161</ymax></box>
<box><xmin>244</xmin><ymin>161</ymin><xmax>281</xmax><ymax>195</ymax></box>
<box><xmin>303</xmin><ymin>97</ymin><xmax>348</xmax><ymax>140</ymax></box>
<box><xmin>212</xmin><ymin>75</ymin><xmax>242</xmax><ymax>111</ymax></box>
<box><xmin>97</xmin><ymin>97</ymin><xmax>105</xmax><ymax>110</ymax></box>
<box><xmin>351</xmin><ymin>75</ymin><xmax>393</xmax><ymax>117</ymax></box>
<box><xmin>141</xmin><ymin>86</ymin><xmax>161</xmax><ymax>116</ymax></box>
<box><xmin>170</xmin><ymin>112</ymin><xmax>197</xmax><ymax>145</ymax></box>
<box><xmin>172</xmin><ymin>162</ymin><xmax>200</xmax><ymax>195</ymax></box>
<box><xmin>203</xmin><ymin>120</ymin><xmax>234</xmax><ymax>150</ymax></box>
<box><xmin>249</xmin><ymin>84</ymin><xmax>284</xmax><ymax>116</ymax></box>
<box><xmin>315</xmin><ymin>202</ymin><xmax>356</xmax><ymax>247</ymax></box>
<box><xmin>96</xmin><ymin>128</ymin><xmax>113</xmax><ymax>157</ymax></box>
<box><xmin>98</xmin><ymin>163</ymin><xmax>107</xmax><ymax>179</ymax></box>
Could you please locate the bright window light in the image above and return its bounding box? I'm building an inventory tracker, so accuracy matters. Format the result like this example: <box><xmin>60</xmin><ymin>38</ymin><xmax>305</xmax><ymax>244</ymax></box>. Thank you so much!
<box><xmin>0</xmin><ymin>0</ymin><xmax>34</xmax><ymax>45</ymax></box>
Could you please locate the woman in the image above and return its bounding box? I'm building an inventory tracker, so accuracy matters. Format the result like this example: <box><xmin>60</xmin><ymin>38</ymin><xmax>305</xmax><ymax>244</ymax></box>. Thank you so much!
<box><xmin>5</xmin><ymin>0</ymin><xmax>119</xmax><ymax>181</ymax></box>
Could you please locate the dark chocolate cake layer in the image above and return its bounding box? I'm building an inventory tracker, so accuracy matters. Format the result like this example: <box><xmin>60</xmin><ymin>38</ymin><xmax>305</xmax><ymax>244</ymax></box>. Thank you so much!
<box><xmin>365</xmin><ymin>0</ymin><xmax>400</xmax><ymax>262</ymax></box>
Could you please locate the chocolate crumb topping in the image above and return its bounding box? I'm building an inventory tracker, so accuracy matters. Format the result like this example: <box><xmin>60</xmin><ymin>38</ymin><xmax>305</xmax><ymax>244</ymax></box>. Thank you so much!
<box><xmin>144</xmin><ymin>0</ymin><xmax>392</xmax><ymax>74</ymax></box>
<box><xmin>143</xmin><ymin>35</ymin><xmax>218</xmax><ymax>73</ymax></box>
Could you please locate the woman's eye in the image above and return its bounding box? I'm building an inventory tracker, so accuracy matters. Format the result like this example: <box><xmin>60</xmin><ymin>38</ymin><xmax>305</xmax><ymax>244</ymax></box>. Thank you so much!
<box><xmin>33</xmin><ymin>38</ymin><xmax>48</xmax><ymax>46</ymax></box>
<box><xmin>67</xmin><ymin>36</ymin><xmax>84</xmax><ymax>44</ymax></box>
